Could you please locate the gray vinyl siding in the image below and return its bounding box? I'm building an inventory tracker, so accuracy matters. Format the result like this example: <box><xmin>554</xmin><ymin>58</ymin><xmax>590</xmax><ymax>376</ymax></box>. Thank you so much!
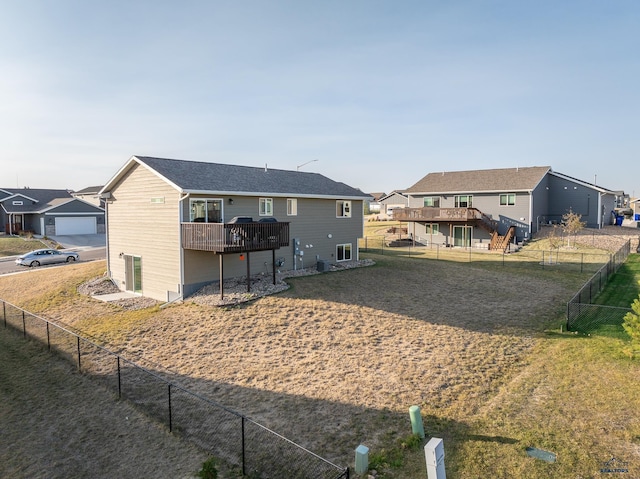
<box><xmin>531</xmin><ymin>177</ymin><xmax>549</xmax><ymax>234</ymax></box>
<box><xmin>181</xmin><ymin>196</ymin><xmax>364</xmax><ymax>296</ymax></box>
<box><xmin>408</xmin><ymin>192</ymin><xmax>532</xmax><ymax>244</ymax></box>
<box><xmin>107</xmin><ymin>164</ymin><xmax>181</xmax><ymax>302</ymax></box>
<box><xmin>546</xmin><ymin>176</ymin><xmax>602</xmax><ymax>228</ymax></box>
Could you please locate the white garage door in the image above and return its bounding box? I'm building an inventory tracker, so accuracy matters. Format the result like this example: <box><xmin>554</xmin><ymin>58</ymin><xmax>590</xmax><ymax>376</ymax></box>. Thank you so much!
<box><xmin>55</xmin><ymin>217</ymin><xmax>97</xmax><ymax>235</ymax></box>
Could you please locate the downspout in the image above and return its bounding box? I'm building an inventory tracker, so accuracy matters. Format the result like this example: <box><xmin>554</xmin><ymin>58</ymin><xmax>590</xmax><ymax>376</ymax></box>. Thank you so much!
<box><xmin>598</xmin><ymin>192</ymin><xmax>604</xmax><ymax>229</ymax></box>
<box><xmin>103</xmin><ymin>196</ymin><xmax>111</xmax><ymax>279</ymax></box>
<box><xmin>179</xmin><ymin>193</ymin><xmax>190</xmax><ymax>299</ymax></box>
<box><xmin>528</xmin><ymin>189</ymin><xmax>534</xmax><ymax>238</ymax></box>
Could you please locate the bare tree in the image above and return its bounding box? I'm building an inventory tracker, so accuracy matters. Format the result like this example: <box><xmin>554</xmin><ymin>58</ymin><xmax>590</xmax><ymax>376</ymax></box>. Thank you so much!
<box><xmin>562</xmin><ymin>209</ymin><xmax>586</xmax><ymax>248</ymax></box>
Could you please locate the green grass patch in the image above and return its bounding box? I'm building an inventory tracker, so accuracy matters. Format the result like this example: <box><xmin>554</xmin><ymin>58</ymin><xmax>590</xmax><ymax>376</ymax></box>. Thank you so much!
<box><xmin>594</xmin><ymin>254</ymin><xmax>640</xmax><ymax>307</ymax></box>
<box><xmin>0</xmin><ymin>236</ymin><xmax>48</xmax><ymax>256</ymax></box>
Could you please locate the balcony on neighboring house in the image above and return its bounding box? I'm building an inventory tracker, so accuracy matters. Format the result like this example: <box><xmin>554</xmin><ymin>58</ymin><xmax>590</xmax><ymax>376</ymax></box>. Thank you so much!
<box><xmin>392</xmin><ymin>207</ymin><xmax>490</xmax><ymax>223</ymax></box>
<box><xmin>181</xmin><ymin>221</ymin><xmax>290</xmax><ymax>253</ymax></box>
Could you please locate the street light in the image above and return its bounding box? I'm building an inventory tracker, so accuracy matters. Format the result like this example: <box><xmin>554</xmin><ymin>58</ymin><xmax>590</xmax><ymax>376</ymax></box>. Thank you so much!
<box><xmin>297</xmin><ymin>159</ymin><xmax>319</xmax><ymax>171</ymax></box>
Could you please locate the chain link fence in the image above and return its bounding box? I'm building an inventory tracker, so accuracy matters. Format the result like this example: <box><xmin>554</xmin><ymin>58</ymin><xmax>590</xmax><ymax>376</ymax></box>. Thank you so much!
<box><xmin>566</xmin><ymin>240</ymin><xmax>632</xmax><ymax>333</ymax></box>
<box><xmin>1</xmin><ymin>300</ymin><xmax>349</xmax><ymax>479</ymax></box>
<box><xmin>360</xmin><ymin>235</ymin><xmax>612</xmax><ymax>274</ymax></box>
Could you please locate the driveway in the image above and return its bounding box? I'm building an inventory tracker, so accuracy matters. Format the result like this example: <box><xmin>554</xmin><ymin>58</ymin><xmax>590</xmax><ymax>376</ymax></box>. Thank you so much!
<box><xmin>49</xmin><ymin>234</ymin><xmax>106</xmax><ymax>249</ymax></box>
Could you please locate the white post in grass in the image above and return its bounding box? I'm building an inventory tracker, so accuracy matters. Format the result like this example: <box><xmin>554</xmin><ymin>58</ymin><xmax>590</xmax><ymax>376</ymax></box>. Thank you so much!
<box><xmin>425</xmin><ymin>437</ymin><xmax>446</xmax><ymax>479</ymax></box>
<box><xmin>355</xmin><ymin>444</ymin><xmax>369</xmax><ymax>474</ymax></box>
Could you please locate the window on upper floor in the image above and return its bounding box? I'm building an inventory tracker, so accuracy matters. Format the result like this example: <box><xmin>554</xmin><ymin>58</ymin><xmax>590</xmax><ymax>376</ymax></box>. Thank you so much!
<box><xmin>259</xmin><ymin>198</ymin><xmax>273</xmax><ymax>216</ymax></box>
<box><xmin>500</xmin><ymin>193</ymin><xmax>516</xmax><ymax>206</ymax></box>
<box><xmin>423</xmin><ymin>197</ymin><xmax>440</xmax><ymax>207</ymax></box>
<box><xmin>287</xmin><ymin>198</ymin><xmax>297</xmax><ymax>216</ymax></box>
<box><xmin>455</xmin><ymin>195</ymin><xmax>472</xmax><ymax>208</ymax></box>
<box><xmin>336</xmin><ymin>200</ymin><xmax>351</xmax><ymax>218</ymax></box>
<box><xmin>190</xmin><ymin>199</ymin><xmax>222</xmax><ymax>223</ymax></box>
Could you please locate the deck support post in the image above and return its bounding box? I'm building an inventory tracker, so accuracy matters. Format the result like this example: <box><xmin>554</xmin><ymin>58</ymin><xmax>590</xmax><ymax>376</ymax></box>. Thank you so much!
<box><xmin>219</xmin><ymin>254</ymin><xmax>224</xmax><ymax>299</ymax></box>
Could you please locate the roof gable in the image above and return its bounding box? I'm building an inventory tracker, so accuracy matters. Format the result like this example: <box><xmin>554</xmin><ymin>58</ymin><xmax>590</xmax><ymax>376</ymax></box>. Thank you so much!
<box><xmin>406</xmin><ymin>166</ymin><xmax>551</xmax><ymax>194</ymax></box>
<box><xmin>103</xmin><ymin>156</ymin><xmax>369</xmax><ymax>199</ymax></box>
<box><xmin>0</xmin><ymin>188</ymin><xmax>73</xmax><ymax>213</ymax></box>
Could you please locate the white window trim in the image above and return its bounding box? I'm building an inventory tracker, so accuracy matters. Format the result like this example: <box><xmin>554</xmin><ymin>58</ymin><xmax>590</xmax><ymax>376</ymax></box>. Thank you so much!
<box><xmin>499</xmin><ymin>193</ymin><xmax>516</xmax><ymax>206</ymax></box>
<box><xmin>454</xmin><ymin>195</ymin><xmax>473</xmax><ymax>208</ymax></box>
<box><xmin>189</xmin><ymin>198</ymin><xmax>223</xmax><ymax>223</ymax></box>
<box><xmin>287</xmin><ymin>198</ymin><xmax>298</xmax><ymax>216</ymax></box>
<box><xmin>336</xmin><ymin>200</ymin><xmax>352</xmax><ymax>218</ymax></box>
<box><xmin>259</xmin><ymin>198</ymin><xmax>273</xmax><ymax>216</ymax></box>
<box><xmin>336</xmin><ymin>243</ymin><xmax>352</xmax><ymax>262</ymax></box>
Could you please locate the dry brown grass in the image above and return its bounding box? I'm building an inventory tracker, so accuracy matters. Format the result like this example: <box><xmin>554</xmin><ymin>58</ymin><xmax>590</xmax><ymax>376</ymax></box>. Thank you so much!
<box><xmin>0</xmin><ymin>254</ymin><xmax>589</xmax><ymax>477</ymax></box>
<box><xmin>0</xmin><ymin>319</ymin><xmax>207</xmax><ymax>479</ymax></box>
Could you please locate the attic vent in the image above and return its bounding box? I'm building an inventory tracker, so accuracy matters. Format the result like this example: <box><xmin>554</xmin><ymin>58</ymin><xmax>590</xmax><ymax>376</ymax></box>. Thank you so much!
<box><xmin>12</xmin><ymin>200</ymin><xmax>23</xmax><ymax>206</ymax></box>
<box><xmin>150</xmin><ymin>197</ymin><xmax>165</xmax><ymax>204</ymax></box>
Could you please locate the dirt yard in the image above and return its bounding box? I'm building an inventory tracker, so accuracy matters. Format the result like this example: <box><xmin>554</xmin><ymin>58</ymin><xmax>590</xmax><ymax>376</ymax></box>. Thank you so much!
<box><xmin>2</xmin><ymin>225</ymin><xmax>638</xmax><ymax>477</ymax></box>
<box><xmin>0</xmin><ymin>245</ymin><xmax>590</xmax><ymax>477</ymax></box>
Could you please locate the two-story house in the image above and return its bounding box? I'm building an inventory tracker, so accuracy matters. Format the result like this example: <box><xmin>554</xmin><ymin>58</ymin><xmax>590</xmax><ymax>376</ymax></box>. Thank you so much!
<box><xmin>100</xmin><ymin>156</ymin><xmax>371</xmax><ymax>302</ymax></box>
<box><xmin>395</xmin><ymin>166</ymin><xmax>623</xmax><ymax>250</ymax></box>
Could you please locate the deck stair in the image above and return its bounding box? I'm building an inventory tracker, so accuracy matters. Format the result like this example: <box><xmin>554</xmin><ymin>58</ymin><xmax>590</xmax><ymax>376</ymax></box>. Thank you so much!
<box><xmin>490</xmin><ymin>225</ymin><xmax>516</xmax><ymax>252</ymax></box>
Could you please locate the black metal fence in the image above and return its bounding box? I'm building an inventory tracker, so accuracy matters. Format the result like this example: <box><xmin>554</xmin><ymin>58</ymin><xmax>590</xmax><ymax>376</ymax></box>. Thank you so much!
<box><xmin>1</xmin><ymin>300</ymin><xmax>349</xmax><ymax>479</ymax></box>
<box><xmin>566</xmin><ymin>240</ymin><xmax>632</xmax><ymax>333</ymax></box>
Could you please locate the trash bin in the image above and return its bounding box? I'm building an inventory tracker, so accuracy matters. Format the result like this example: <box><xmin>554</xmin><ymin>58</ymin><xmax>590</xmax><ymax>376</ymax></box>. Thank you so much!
<box><xmin>635</xmin><ymin>214</ymin><xmax>640</xmax><ymax>221</ymax></box>
<box><xmin>616</xmin><ymin>215</ymin><xmax>624</xmax><ymax>226</ymax></box>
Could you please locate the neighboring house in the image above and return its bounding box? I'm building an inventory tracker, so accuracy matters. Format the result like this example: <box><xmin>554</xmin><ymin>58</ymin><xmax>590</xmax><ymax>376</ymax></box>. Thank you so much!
<box><xmin>100</xmin><ymin>156</ymin><xmax>371</xmax><ymax>302</ymax></box>
<box><xmin>72</xmin><ymin>185</ymin><xmax>105</xmax><ymax>208</ymax></box>
<box><xmin>378</xmin><ymin>190</ymin><xmax>409</xmax><ymax>216</ymax></box>
<box><xmin>366</xmin><ymin>192</ymin><xmax>386</xmax><ymax>213</ymax></box>
<box><xmin>0</xmin><ymin>188</ymin><xmax>105</xmax><ymax>236</ymax></box>
<box><xmin>394</xmin><ymin>166</ymin><xmax>625</xmax><ymax>250</ymax></box>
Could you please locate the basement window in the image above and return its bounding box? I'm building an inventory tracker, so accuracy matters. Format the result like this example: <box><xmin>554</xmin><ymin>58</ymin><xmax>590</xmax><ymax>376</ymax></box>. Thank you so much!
<box><xmin>336</xmin><ymin>243</ymin><xmax>352</xmax><ymax>261</ymax></box>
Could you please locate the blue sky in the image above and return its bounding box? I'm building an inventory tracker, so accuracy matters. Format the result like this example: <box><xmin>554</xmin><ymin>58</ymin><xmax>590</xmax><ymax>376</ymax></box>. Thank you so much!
<box><xmin>1</xmin><ymin>1</ymin><xmax>638</xmax><ymax>196</ymax></box>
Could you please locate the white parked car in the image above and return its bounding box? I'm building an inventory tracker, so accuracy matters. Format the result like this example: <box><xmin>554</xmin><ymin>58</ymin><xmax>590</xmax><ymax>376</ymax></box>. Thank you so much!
<box><xmin>15</xmin><ymin>249</ymin><xmax>79</xmax><ymax>267</ymax></box>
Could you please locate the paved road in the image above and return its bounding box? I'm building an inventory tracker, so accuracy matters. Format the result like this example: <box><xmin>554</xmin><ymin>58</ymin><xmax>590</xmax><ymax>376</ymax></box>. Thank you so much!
<box><xmin>0</xmin><ymin>234</ymin><xmax>106</xmax><ymax>275</ymax></box>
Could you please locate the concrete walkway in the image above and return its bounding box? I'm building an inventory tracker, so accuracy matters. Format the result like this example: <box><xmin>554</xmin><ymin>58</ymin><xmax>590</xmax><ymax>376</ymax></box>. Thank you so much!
<box><xmin>91</xmin><ymin>292</ymin><xmax>138</xmax><ymax>302</ymax></box>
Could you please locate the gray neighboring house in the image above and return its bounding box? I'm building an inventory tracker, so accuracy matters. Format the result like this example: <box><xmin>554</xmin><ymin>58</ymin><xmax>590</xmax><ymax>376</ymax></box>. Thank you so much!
<box><xmin>100</xmin><ymin>156</ymin><xmax>371</xmax><ymax>302</ymax></box>
<box><xmin>378</xmin><ymin>190</ymin><xmax>409</xmax><ymax>216</ymax></box>
<box><xmin>395</xmin><ymin>166</ymin><xmax>625</xmax><ymax>250</ymax></box>
<box><xmin>0</xmin><ymin>188</ymin><xmax>105</xmax><ymax>236</ymax></box>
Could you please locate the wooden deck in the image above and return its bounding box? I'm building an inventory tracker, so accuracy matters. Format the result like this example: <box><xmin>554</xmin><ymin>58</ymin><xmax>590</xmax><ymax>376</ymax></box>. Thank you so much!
<box><xmin>393</xmin><ymin>207</ymin><xmax>486</xmax><ymax>223</ymax></box>
<box><xmin>182</xmin><ymin>222</ymin><xmax>290</xmax><ymax>253</ymax></box>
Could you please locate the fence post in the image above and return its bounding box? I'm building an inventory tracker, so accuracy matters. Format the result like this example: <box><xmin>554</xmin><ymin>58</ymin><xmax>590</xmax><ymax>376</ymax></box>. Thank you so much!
<box><xmin>242</xmin><ymin>416</ymin><xmax>246</xmax><ymax>476</ymax></box>
<box><xmin>46</xmin><ymin>322</ymin><xmax>51</xmax><ymax>351</ymax></box>
<box><xmin>117</xmin><ymin>357</ymin><xmax>122</xmax><ymax>399</ymax></box>
<box><xmin>580</xmin><ymin>253</ymin><xmax>584</xmax><ymax>273</ymax></box>
<box><xmin>76</xmin><ymin>336</ymin><xmax>81</xmax><ymax>371</ymax></box>
<box><xmin>168</xmin><ymin>384</ymin><xmax>173</xmax><ymax>432</ymax></box>
<box><xmin>22</xmin><ymin>310</ymin><xmax>26</xmax><ymax>338</ymax></box>
<box><xmin>2</xmin><ymin>301</ymin><xmax>5</xmax><ymax>328</ymax></box>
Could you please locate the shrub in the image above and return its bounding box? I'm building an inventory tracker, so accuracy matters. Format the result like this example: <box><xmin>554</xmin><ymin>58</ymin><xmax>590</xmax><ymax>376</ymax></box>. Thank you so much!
<box><xmin>623</xmin><ymin>294</ymin><xmax>640</xmax><ymax>357</ymax></box>
<box><xmin>197</xmin><ymin>457</ymin><xmax>218</xmax><ymax>479</ymax></box>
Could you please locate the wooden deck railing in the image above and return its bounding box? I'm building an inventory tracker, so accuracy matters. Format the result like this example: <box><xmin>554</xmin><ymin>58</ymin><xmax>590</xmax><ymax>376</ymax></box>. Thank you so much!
<box><xmin>393</xmin><ymin>207</ymin><xmax>487</xmax><ymax>223</ymax></box>
<box><xmin>181</xmin><ymin>222</ymin><xmax>290</xmax><ymax>253</ymax></box>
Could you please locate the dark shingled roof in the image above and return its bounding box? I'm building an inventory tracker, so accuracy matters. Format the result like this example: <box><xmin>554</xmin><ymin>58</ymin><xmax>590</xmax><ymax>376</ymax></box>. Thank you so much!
<box><xmin>406</xmin><ymin>166</ymin><xmax>551</xmax><ymax>194</ymax></box>
<box><xmin>133</xmin><ymin>156</ymin><xmax>369</xmax><ymax>198</ymax></box>
<box><xmin>0</xmin><ymin>188</ymin><xmax>74</xmax><ymax>213</ymax></box>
